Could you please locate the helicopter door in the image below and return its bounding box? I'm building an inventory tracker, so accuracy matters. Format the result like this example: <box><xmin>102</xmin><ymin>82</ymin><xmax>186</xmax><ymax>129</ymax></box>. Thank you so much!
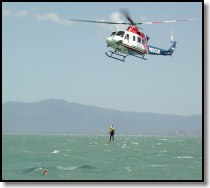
<box><xmin>141</xmin><ymin>39</ymin><xmax>145</xmax><ymax>51</ymax></box>
<box><xmin>132</xmin><ymin>35</ymin><xmax>137</xmax><ymax>47</ymax></box>
<box><xmin>123</xmin><ymin>33</ymin><xmax>129</xmax><ymax>45</ymax></box>
<box><xmin>137</xmin><ymin>37</ymin><xmax>141</xmax><ymax>48</ymax></box>
<box><xmin>137</xmin><ymin>37</ymin><xmax>144</xmax><ymax>51</ymax></box>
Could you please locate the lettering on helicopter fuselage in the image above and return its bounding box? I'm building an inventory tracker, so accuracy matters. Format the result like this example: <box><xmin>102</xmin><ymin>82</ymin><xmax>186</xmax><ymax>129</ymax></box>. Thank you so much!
<box><xmin>149</xmin><ymin>47</ymin><xmax>161</xmax><ymax>54</ymax></box>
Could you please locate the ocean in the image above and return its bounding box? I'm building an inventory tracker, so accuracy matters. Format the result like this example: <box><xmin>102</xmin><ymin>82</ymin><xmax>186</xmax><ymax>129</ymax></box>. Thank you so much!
<box><xmin>2</xmin><ymin>134</ymin><xmax>203</xmax><ymax>181</ymax></box>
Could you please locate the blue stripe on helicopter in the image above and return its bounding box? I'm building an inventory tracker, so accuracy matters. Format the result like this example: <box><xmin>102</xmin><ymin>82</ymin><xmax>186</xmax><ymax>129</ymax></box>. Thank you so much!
<box><xmin>148</xmin><ymin>41</ymin><xmax>176</xmax><ymax>56</ymax></box>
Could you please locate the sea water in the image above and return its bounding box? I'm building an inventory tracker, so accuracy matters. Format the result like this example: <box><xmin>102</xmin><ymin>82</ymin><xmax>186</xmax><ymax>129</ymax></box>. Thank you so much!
<box><xmin>2</xmin><ymin>134</ymin><xmax>202</xmax><ymax>180</ymax></box>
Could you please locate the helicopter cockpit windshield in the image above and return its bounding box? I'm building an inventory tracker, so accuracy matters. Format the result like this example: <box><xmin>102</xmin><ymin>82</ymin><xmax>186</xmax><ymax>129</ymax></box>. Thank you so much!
<box><xmin>115</xmin><ymin>31</ymin><xmax>125</xmax><ymax>38</ymax></box>
<box><xmin>111</xmin><ymin>31</ymin><xmax>116</xmax><ymax>36</ymax></box>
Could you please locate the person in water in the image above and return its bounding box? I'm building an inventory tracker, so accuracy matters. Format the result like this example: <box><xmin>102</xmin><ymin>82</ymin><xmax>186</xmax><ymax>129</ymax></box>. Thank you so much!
<box><xmin>108</xmin><ymin>124</ymin><xmax>115</xmax><ymax>142</ymax></box>
<box><xmin>42</xmin><ymin>170</ymin><xmax>48</xmax><ymax>175</ymax></box>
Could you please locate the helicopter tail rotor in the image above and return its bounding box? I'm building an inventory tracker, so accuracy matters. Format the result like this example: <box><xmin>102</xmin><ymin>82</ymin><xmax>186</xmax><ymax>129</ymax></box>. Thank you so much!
<box><xmin>168</xmin><ymin>33</ymin><xmax>176</xmax><ymax>55</ymax></box>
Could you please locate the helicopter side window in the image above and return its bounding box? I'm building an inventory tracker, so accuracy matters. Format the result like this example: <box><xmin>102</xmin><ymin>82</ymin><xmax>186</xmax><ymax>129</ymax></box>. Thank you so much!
<box><xmin>138</xmin><ymin>37</ymin><xmax>141</xmax><ymax>43</ymax></box>
<box><xmin>142</xmin><ymin>39</ymin><xmax>145</xmax><ymax>45</ymax></box>
<box><xmin>111</xmin><ymin>32</ymin><xmax>116</xmax><ymax>36</ymax></box>
<box><xmin>116</xmin><ymin>31</ymin><xmax>125</xmax><ymax>38</ymax></box>
<box><xmin>124</xmin><ymin>34</ymin><xmax>129</xmax><ymax>40</ymax></box>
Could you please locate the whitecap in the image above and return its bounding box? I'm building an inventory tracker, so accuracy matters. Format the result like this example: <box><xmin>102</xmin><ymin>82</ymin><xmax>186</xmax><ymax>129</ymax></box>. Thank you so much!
<box><xmin>159</xmin><ymin>138</ymin><xmax>169</xmax><ymax>141</ymax></box>
<box><xmin>35</xmin><ymin>167</ymin><xmax>44</xmax><ymax>171</ymax></box>
<box><xmin>159</xmin><ymin>150</ymin><xmax>167</xmax><ymax>153</ymax></box>
<box><xmin>52</xmin><ymin>150</ymin><xmax>60</xmax><ymax>154</ymax></box>
<box><xmin>131</xmin><ymin>142</ymin><xmax>139</xmax><ymax>145</ymax></box>
<box><xmin>151</xmin><ymin>164</ymin><xmax>168</xmax><ymax>167</ymax></box>
<box><xmin>56</xmin><ymin>166</ymin><xmax>77</xmax><ymax>171</ymax></box>
<box><xmin>126</xmin><ymin>166</ymin><xmax>132</xmax><ymax>172</ymax></box>
<box><xmin>120</xmin><ymin>143</ymin><xmax>127</xmax><ymax>149</ymax></box>
<box><xmin>177</xmin><ymin>156</ymin><xmax>194</xmax><ymax>159</ymax></box>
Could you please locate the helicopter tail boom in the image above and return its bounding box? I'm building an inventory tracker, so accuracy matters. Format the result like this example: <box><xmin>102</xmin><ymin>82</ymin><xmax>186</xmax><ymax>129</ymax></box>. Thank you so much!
<box><xmin>148</xmin><ymin>33</ymin><xmax>177</xmax><ymax>56</ymax></box>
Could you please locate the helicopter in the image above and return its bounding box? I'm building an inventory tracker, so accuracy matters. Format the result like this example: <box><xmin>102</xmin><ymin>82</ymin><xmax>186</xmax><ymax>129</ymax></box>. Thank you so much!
<box><xmin>69</xmin><ymin>9</ymin><xmax>195</xmax><ymax>62</ymax></box>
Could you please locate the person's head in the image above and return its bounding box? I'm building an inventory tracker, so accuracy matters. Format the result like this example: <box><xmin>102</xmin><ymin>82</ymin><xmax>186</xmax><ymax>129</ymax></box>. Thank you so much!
<box><xmin>43</xmin><ymin>170</ymin><xmax>48</xmax><ymax>175</ymax></box>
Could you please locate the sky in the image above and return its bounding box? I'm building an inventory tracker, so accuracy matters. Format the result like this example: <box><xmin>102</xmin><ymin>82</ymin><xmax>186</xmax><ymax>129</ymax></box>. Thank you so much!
<box><xmin>2</xmin><ymin>2</ymin><xmax>203</xmax><ymax>116</ymax></box>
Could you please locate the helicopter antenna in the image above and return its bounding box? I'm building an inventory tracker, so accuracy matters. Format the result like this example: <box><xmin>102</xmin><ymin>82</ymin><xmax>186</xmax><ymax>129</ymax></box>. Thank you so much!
<box><xmin>116</xmin><ymin>27</ymin><xmax>120</xmax><ymax>32</ymax></box>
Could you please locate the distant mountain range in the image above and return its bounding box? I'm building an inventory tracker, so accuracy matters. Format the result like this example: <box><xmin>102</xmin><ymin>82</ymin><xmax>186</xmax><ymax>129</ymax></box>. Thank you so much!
<box><xmin>2</xmin><ymin>99</ymin><xmax>202</xmax><ymax>136</ymax></box>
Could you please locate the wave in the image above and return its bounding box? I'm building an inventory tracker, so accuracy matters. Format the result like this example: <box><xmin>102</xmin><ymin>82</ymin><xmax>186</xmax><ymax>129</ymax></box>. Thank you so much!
<box><xmin>177</xmin><ymin>156</ymin><xmax>194</xmax><ymax>159</ymax></box>
<box><xmin>151</xmin><ymin>164</ymin><xmax>168</xmax><ymax>167</ymax></box>
<box><xmin>56</xmin><ymin>165</ymin><xmax>96</xmax><ymax>171</ymax></box>
<box><xmin>52</xmin><ymin>150</ymin><xmax>60</xmax><ymax>154</ymax></box>
<box><xmin>56</xmin><ymin>166</ymin><xmax>78</xmax><ymax>171</ymax></box>
<box><xmin>20</xmin><ymin>167</ymin><xmax>45</xmax><ymax>174</ymax></box>
<box><xmin>78</xmin><ymin>165</ymin><xmax>96</xmax><ymax>169</ymax></box>
<box><xmin>121</xmin><ymin>143</ymin><xmax>127</xmax><ymax>149</ymax></box>
<box><xmin>131</xmin><ymin>142</ymin><xmax>139</xmax><ymax>145</ymax></box>
<box><xmin>159</xmin><ymin>150</ymin><xmax>167</xmax><ymax>153</ymax></box>
<box><xmin>126</xmin><ymin>166</ymin><xmax>132</xmax><ymax>172</ymax></box>
<box><xmin>159</xmin><ymin>138</ymin><xmax>169</xmax><ymax>141</ymax></box>
<box><xmin>128</xmin><ymin>157</ymin><xmax>136</xmax><ymax>160</ymax></box>
<box><xmin>20</xmin><ymin>164</ymin><xmax>96</xmax><ymax>174</ymax></box>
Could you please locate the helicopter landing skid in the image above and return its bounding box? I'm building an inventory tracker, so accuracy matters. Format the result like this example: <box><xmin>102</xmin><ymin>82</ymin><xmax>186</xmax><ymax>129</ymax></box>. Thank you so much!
<box><xmin>105</xmin><ymin>50</ymin><xmax>128</xmax><ymax>62</ymax></box>
<box><xmin>130</xmin><ymin>54</ymin><xmax>148</xmax><ymax>60</ymax></box>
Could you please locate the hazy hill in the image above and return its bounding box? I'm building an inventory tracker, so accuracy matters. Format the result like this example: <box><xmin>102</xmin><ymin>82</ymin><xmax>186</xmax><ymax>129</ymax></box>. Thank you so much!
<box><xmin>2</xmin><ymin>99</ymin><xmax>202</xmax><ymax>135</ymax></box>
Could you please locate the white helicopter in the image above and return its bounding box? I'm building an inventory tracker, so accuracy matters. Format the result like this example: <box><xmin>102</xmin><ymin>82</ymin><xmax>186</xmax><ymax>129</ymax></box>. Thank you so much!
<box><xmin>69</xmin><ymin>9</ymin><xmax>195</xmax><ymax>62</ymax></box>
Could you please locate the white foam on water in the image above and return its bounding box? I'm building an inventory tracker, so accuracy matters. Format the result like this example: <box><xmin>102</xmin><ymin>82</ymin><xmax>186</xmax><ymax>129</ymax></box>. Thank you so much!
<box><xmin>159</xmin><ymin>150</ymin><xmax>167</xmax><ymax>153</ymax></box>
<box><xmin>52</xmin><ymin>150</ymin><xmax>60</xmax><ymax>154</ymax></box>
<box><xmin>126</xmin><ymin>166</ymin><xmax>132</xmax><ymax>172</ymax></box>
<box><xmin>159</xmin><ymin>138</ymin><xmax>169</xmax><ymax>141</ymax></box>
<box><xmin>131</xmin><ymin>142</ymin><xmax>139</xmax><ymax>145</ymax></box>
<box><xmin>35</xmin><ymin>167</ymin><xmax>44</xmax><ymax>171</ymax></box>
<box><xmin>151</xmin><ymin>164</ymin><xmax>168</xmax><ymax>167</ymax></box>
<box><xmin>120</xmin><ymin>143</ymin><xmax>127</xmax><ymax>149</ymax></box>
<box><xmin>177</xmin><ymin>156</ymin><xmax>194</xmax><ymax>159</ymax></box>
<box><xmin>169</xmin><ymin>139</ymin><xmax>183</xmax><ymax>143</ymax></box>
<box><xmin>56</xmin><ymin>166</ymin><xmax>77</xmax><ymax>171</ymax></box>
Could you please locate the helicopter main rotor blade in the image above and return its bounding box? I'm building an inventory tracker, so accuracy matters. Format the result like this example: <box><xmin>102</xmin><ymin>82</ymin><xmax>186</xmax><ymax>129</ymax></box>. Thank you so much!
<box><xmin>120</xmin><ymin>8</ymin><xmax>135</xmax><ymax>25</ymax></box>
<box><xmin>68</xmin><ymin>18</ymin><xmax>129</xmax><ymax>25</ymax></box>
<box><xmin>139</xmin><ymin>18</ymin><xmax>197</xmax><ymax>25</ymax></box>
